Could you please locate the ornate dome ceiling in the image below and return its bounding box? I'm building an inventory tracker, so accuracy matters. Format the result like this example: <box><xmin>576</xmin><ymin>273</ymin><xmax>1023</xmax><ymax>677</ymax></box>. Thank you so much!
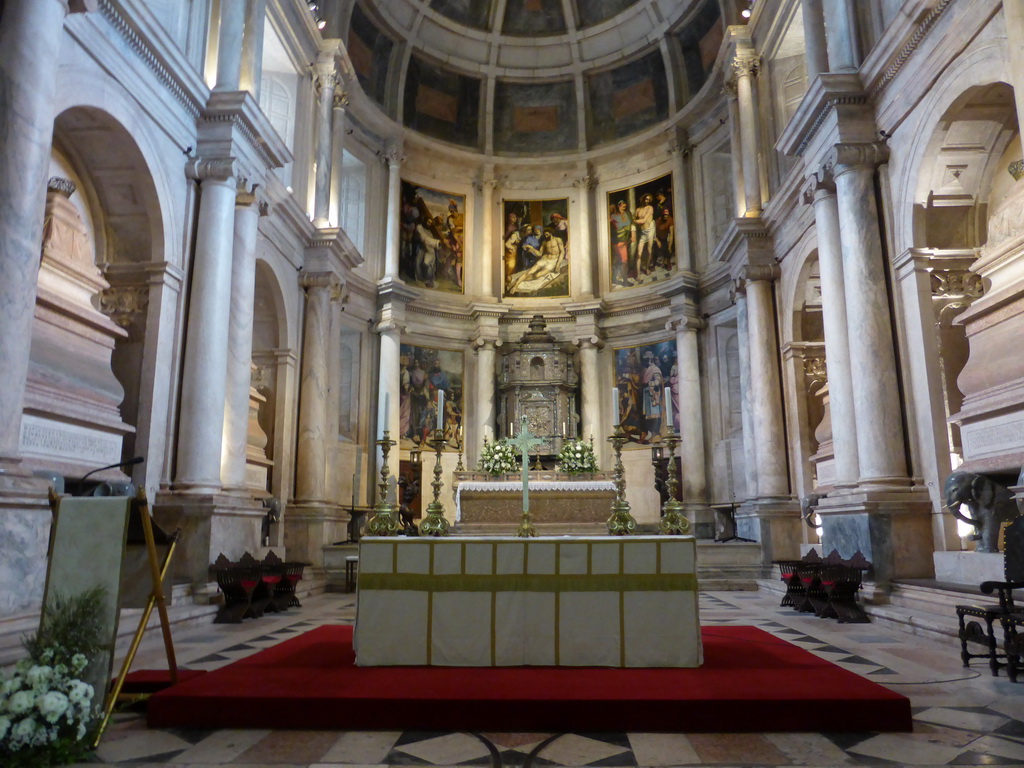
<box><xmin>344</xmin><ymin>0</ymin><xmax>726</xmax><ymax>155</ymax></box>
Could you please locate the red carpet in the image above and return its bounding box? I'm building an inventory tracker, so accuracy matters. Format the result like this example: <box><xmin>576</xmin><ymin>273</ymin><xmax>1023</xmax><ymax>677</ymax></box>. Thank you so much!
<box><xmin>147</xmin><ymin>625</ymin><xmax>911</xmax><ymax>733</ymax></box>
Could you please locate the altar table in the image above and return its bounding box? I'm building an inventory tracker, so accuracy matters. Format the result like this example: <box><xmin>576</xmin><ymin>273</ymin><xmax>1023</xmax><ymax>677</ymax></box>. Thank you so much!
<box><xmin>454</xmin><ymin>479</ymin><xmax>616</xmax><ymax>523</ymax></box>
<box><xmin>353</xmin><ymin>536</ymin><xmax>702</xmax><ymax>667</ymax></box>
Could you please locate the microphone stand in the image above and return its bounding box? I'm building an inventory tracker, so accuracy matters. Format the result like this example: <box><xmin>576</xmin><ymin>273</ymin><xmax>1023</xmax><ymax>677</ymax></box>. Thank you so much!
<box><xmin>76</xmin><ymin>456</ymin><xmax>145</xmax><ymax>496</ymax></box>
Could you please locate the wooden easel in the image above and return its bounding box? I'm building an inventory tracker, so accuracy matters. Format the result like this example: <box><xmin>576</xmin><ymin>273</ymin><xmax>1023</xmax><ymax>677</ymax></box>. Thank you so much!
<box><xmin>46</xmin><ymin>487</ymin><xmax>180</xmax><ymax>747</ymax></box>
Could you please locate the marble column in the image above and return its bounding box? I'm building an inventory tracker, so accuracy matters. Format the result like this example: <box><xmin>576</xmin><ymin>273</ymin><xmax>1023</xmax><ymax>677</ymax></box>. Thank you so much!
<box><xmin>1003</xmin><ymin>2</ymin><xmax>1024</xmax><ymax>131</ymax></box>
<box><xmin>294</xmin><ymin>273</ymin><xmax>339</xmax><ymax>503</ymax></box>
<box><xmin>732</xmin><ymin>52</ymin><xmax>762</xmax><ymax>217</ymax></box>
<box><xmin>221</xmin><ymin>188</ymin><xmax>264</xmax><ymax>491</ymax></box>
<box><xmin>474</xmin><ymin>338</ymin><xmax>497</xmax><ymax>446</ymax></box>
<box><xmin>383</xmin><ymin>145</ymin><xmax>402</xmax><ymax>279</ymax></box>
<box><xmin>376</xmin><ymin>319</ymin><xmax>402</xmax><ymax>487</ymax></box>
<box><xmin>573</xmin><ymin>173</ymin><xmax>595</xmax><ymax>295</ymax></box>
<box><xmin>0</xmin><ymin>0</ymin><xmax>94</xmax><ymax>467</ymax></box>
<box><xmin>805</xmin><ymin>171</ymin><xmax>859</xmax><ymax>487</ymax></box>
<box><xmin>239</xmin><ymin>0</ymin><xmax>267</xmax><ymax>95</ymax></box>
<box><xmin>801</xmin><ymin>0</ymin><xmax>829</xmax><ymax>80</ymax></box>
<box><xmin>823</xmin><ymin>0</ymin><xmax>859</xmax><ymax>73</ymax></box>
<box><xmin>725</xmin><ymin>86</ymin><xmax>746</xmax><ymax>219</ymax></box>
<box><xmin>175</xmin><ymin>159</ymin><xmax>238</xmax><ymax>492</ymax></box>
<box><xmin>743</xmin><ymin>265</ymin><xmax>788</xmax><ymax>497</ymax></box>
<box><xmin>312</xmin><ymin>61</ymin><xmax>337</xmax><ymax>227</ymax></box>
<box><xmin>475</xmin><ymin>175</ymin><xmax>496</xmax><ymax>298</ymax></box>
<box><xmin>832</xmin><ymin>143</ymin><xmax>909</xmax><ymax>487</ymax></box>
<box><xmin>330</xmin><ymin>88</ymin><xmax>348</xmax><ymax>227</ymax></box>
<box><xmin>214</xmin><ymin>0</ymin><xmax>245</xmax><ymax>91</ymax></box>
<box><xmin>733</xmin><ymin>283</ymin><xmax>758</xmax><ymax>499</ymax></box>
<box><xmin>669</xmin><ymin>317</ymin><xmax>711</xmax><ymax>536</ymax></box>
<box><xmin>669</xmin><ymin>141</ymin><xmax>693</xmax><ymax>272</ymax></box>
<box><xmin>575</xmin><ymin>337</ymin><xmax>602</xmax><ymax>442</ymax></box>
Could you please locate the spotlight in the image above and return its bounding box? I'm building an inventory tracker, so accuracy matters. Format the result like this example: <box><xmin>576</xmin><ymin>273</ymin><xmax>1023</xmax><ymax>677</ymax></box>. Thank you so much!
<box><xmin>318</xmin><ymin>18</ymin><xmax>327</xmax><ymax>29</ymax></box>
<box><xmin>308</xmin><ymin>1</ymin><xmax>318</xmax><ymax>11</ymax></box>
<box><xmin>741</xmin><ymin>8</ymin><xmax>751</xmax><ymax>18</ymax></box>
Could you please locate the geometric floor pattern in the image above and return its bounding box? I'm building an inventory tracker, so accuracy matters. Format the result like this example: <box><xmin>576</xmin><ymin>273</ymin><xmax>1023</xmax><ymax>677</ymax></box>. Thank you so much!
<box><xmin>75</xmin><ymin>589</ymin><xmax>1024</xmax><ymax>767</ymax></box>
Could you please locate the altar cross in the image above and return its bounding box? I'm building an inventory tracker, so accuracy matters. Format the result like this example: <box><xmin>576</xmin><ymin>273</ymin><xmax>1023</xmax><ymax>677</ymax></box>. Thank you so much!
<box><xmin>509</xmin><ymin>415</ymin><xmax>543</xmax><ymax>513</ymax></box>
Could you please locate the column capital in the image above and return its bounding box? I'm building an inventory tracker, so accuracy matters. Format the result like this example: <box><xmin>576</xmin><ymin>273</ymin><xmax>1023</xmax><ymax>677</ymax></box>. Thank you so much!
<box><xmin>802</xmin><ymin>167</ymin><xmax>836</xmax><ymax>205</ymax></box>
<box><xmin>732</xmin><ymin>52</ymin><xmax>760</xmax><ymax>79</ymax></box>
<box><xmin>827</xmin><ymin>142</ymin><xmax>889</xmax><ymax>177</ymax></box>
<box><xmin>185</xmin><ymin>156</ymin><xmax>237</xmax><ymax>182</ymax></box>
<box><xmin>572</xmin><ymin>335</ymin><xmax>604</xmax><ymax>350</ymax></box>
<box><xmin>666</xmin><ymin>316</ymin><xmax>704</xmax><ymax>333</ymax></box>
<box><xmin>473</xmin><ymin>177</ymin><xmax>499</xmax><ymax>193</ymax></box>
<box><xmin>730</xmin><ymin>277</ymin><xmax>746</xmax><ymax>302</ymax></box>
<box><xmin>739</xmin><ymin>263</ymin><xmax>780</xmax><ymax>283</ymax></box>
<box><xmin>472</xmin><ymin>336</ymin><xmax>502</xmax><ymax>351</ymax></box>
<box><xmin>573</xmin><ymin>174</ymin><xmax>596</xmax><ymax>190</ymax></box>
<box><xmin>300</xmin><ymin>271</ymin><xmax>341</xmax><ymax>294</ymax></box>
<box><xmin>332</xmin><ymin>88</ymin><xmax>349</xmax><ymax>110</ymax></box>
<box><xmin>383</xmin><ymin>140</ymin><xmax>404</xmax><ymax>168</ymax></box>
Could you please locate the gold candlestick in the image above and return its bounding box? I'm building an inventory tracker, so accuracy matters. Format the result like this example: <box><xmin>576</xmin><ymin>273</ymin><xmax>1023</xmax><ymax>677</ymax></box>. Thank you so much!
<box><xmin>606</xmin><ymin>425</ymin><xmax>637</xmax><ymax>536</ymax></box>
<box><xmin>419</xmin><ymin>428</ymin><xmax>451</xmax><ymax>536</ymax></box>
<box><xmin>366</xmin><ymin>430</ymin><xmax>398</xmax><ymax>536</ymax></box>
<box><xmin>659</xmin><ymin>426</ymin><xmax>690</xmax><ymax>535</ymax></box>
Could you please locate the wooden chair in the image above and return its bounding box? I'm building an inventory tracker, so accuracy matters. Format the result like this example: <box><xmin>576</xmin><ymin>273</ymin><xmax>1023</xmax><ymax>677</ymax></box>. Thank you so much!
<box><xmin>955</xmin><ymin>516</ymin><xmax>1024</xmax><ymax>677</ymax></box>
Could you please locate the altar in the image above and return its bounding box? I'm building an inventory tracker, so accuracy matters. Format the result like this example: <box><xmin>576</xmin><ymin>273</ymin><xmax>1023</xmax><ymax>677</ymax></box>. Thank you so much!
<box><xmin>354</xmin><ymin>536</ymin><xmax>702</xmax><ymax>668</ymax></box>
<box><xmin>454</xmin><ymin>477</ymin><xmax>616</xmax><ymax>525</ymax></box>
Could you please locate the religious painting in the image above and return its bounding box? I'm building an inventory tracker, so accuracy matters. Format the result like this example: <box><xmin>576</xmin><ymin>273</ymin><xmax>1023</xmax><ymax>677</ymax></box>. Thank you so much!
<box><xmin>399</xmin><ymin>181</ymin><xmax>466</xmax><ymax>294</ymax></box>
<box><xmin>399</xmin><ymin>343</ymin><xmax>464</xmax><ymax>451</ymax></box>
<box><xmin>501</xmin><ymin>198</ymin><xmax>570</xmax><ymax>298</ymax></box>
<box><xmin>607</xmin><ymin>173</ymin><xmax>675</xmax><ymax>291</ymax></box>
<box><xmin>613</xmin><ymin>340</ymin><xmax>678</xmax><ymax>445</ymax></box>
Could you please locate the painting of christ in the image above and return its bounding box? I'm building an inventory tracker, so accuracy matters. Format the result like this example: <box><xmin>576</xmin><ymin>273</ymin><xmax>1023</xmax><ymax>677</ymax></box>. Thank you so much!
<box><xmin>501</xmin><ymin>198</ymin><xmax>569</xmax><ymax>299</ymax></box>
<box><xmin>399</xmin><ymin>181</ymin><xmax>465</xmax><ymax>294</ymax></box>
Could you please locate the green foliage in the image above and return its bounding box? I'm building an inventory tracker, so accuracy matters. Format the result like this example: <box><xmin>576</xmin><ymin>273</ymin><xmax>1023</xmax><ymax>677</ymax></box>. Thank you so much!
<box><xmin>556</xmin><ymin>439</ymin><xmax>599</xmax><ymax>474</ymax></box>
<box><xmin>23</xmin><ymin>587</ymin><xmax>106</xmax><ymax>668</ymax></box>
<box><xmin>478</xmin><ymin>439</ymin><xmax>521</xmax><ymax>475</ymax></box>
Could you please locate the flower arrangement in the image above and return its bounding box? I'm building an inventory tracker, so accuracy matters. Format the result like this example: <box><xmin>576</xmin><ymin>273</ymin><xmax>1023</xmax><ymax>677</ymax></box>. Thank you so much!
<box><xmin>1</xmin><ymin>588</ymin><xmax>104</xmax><ymax>767</ymax></box>
<box><xmin>557</xmin><ymin>439</ymin><xmax>599</xmax><ymax>475</ymax></box>
<box><xmin>478</xmin><ymin>438</ymin><xmax>521</xmax><ymax>476</ymax></box>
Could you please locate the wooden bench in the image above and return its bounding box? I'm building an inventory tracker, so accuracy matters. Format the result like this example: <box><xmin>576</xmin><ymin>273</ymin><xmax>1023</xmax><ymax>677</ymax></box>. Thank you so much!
<box><xmin>774</xmin><ymin>548</ymin><xmax>870</xmax><ymax>623</ymax></box>
<box><xmin>211</xmin><ymin>551</ymin><xmax>306</xmax><ymax>623</ymax></box>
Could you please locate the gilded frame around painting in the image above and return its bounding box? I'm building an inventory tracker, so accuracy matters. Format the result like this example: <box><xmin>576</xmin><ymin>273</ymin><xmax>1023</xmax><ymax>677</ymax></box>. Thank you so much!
<box><xmin>400</xmin><ymin>343</ymin><xmax>464</xmax><ymax>451</ymax></box>
<box><xmin>607</xmin><ymin>173</ymin><xmax>675</xmax><ymax>290</ymax></box>
<box><xmin>612</xmin><ymin>340</ymin><xmax>678</xmax><ymax>446</ymax></box>
<box><xmin>398</xmin><ymin>181</ymin><xmax>466</xmax><ymax>294</ymax></box>
<box><xmin>501</xmin><ymin>198</ymin><xmax>570</xmax><ymax>298</ymax></box>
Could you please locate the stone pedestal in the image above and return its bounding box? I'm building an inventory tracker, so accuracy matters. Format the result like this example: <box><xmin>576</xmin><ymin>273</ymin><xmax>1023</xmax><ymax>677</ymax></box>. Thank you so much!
<box><xmin>933</xmin><ymin>551</ymin><xmax>1003</xmax><ymax>586</ymax></box>
<box><xmin>283</xmin><ymin>503</ymin><xmax>347</xmax><ymax>570</ymax></box>
<box><xmin>153</xmin><ymin>491</ymin><xmax>267</xmax><ymax>598</ymax></box>
<box><xmin>735</xmin><ymin>499</ymin><xmax>801</xmax><ymax>568</ymax></box>
<box><xmin>0</xmin><ymin>473</ymin><xmax>52</xmax><ymax>617</ymax></box>
<box><xmin>815</xmin><ymin>489</ymin><xmax>934</xmax><ymax>585</ymax></box>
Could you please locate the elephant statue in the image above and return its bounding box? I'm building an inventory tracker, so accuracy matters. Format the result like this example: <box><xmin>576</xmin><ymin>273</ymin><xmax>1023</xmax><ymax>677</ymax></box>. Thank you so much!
<box><xmin>800</xmin><ymin>493</ymin><xmax>824</xmax><ymax>530</ymax></box>
<box><xmin>943</xmin><ymin>471</ymin><xmax>1019</xmax><ymax>553</ymax></box>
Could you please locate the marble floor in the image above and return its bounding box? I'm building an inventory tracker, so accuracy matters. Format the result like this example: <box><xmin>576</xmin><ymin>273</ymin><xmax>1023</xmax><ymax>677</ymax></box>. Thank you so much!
<box><xmin>75</xmin><ymin>589</ymin><xmax>1024</xmax><ymax>768</ymax></box>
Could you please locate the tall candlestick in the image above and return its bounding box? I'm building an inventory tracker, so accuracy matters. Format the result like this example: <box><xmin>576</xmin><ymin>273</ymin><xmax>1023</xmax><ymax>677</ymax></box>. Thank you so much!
<box><xmin>437</xmin><ymin>389</ymin><xmax>444</xmax><ymax>430</ymax></box>
<box><xmin>664</xmin><ymin>386</ymin><xmax>673</xmax><ymax>429</ymax></box>
<box><xmin>612</xmin><ymin>387</ymin><xmax>619</xmax><ymax>426</ymax></box>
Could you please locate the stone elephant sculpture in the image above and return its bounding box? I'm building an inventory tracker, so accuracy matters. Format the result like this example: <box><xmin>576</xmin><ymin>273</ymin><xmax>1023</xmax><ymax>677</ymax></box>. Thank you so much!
<box><xmin>943</xmin><ymin>471</ymin><xmax>1019</xmax><ymax>553</ymax></box>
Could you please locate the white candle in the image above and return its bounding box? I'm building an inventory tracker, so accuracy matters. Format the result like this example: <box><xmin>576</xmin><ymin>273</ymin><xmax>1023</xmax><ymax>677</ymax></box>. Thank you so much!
<box><xmin>664</xmin><ymin>386</ymin><xmax>672</xmax><ymax>428</ymax></box>
<box><xmin>437</xmin><ymin>389</ymin><xmax>444</xmax><ymax>430</ymax></box>
<box><xmin>353</xmin><ymin>446</ymin><xmax>361</xmax><ymax>502</ymax></box>
<box><xmin>383</xmin><ymin>393</ymin><xmax>390</xmax><ymax>430</ymax></box>
<box><xmin>612</xmin><ymin>387</ymin><xmax>619</xmax><ymax>426</ymax></box>
<box><xmin>562</xmin><ymin>421</ymin><xmax>566</xmax><ymax>436</ymax></box>
<box><xmin>351</xmin><ymin>473</ymin><xmax>357</xmax><ymax>508</ymax></box>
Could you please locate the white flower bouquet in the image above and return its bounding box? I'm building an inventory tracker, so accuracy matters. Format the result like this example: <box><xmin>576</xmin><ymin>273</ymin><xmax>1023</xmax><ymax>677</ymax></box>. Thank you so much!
<box><xmin>478</xmin><ymin>438</ymin><xmax>520</xmax><ymax>475</ymax></box>
<box><xmin>557</xmin><ymin>439</ymin><xmax>599</xmax><ymax>474</ymax></box>
<box><xmin>0</xmin><ymin>647</ymin><xmax>95</xmax><ymax>767</ymax></box>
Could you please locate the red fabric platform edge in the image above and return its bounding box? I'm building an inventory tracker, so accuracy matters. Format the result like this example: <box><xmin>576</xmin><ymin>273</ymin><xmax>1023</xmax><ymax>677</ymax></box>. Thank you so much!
<box><xmin>146</xmin><ymin>625</ymin><xmax>912</xmax><ymax>733</ymax></box>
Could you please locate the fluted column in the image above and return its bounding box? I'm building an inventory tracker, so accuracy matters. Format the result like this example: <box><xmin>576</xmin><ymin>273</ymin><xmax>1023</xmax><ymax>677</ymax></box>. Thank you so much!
<box><xmin>175</xmin><ymin>158</ymin><xmax>239</xmax><ymax>492</ymax></box>
<box><xmin>1004</xmin><ymin>2</ymin><xmax>1024</xmax><ymax>132</ymax></box>
<box><xmin>294</xmin><ymin>273</ymin><xmax>340</xmax><ymax>502</ymax></box>
<box><xmin>214</xmin><ymin>0</ymin><xmax>245</xmax><ymax>91</ymax></box>
<box><xmin>312</xmin><ymin>60</ymin><xmax>337</xmax><ymax>227</ymax></box>
<box><xmin>725</xmin><ymin>85</ymin><xmax>745</xmax><ymax>219</ymax></box>
<box><xmin>329</xmin><ymin>88</ymin><xmax>348</xmax><ymax>225</ymax></box>
<box><xmin>239</xmin><ymin>0</ymin><xmax>267</xmax><ymax>95</ymax></box>
<box><xmin>668</xmin><ymin>141</ymin><xmax>693</xmax><ymax>272</ymax></box>
<box><xmin>801</xmin><ymin>0</ymin><xmax>829</xmax><ymax>80</ymax></box>
<box><xmin>669</xmin><ymin>317</ymin><xmax>708</xmax><ymax>508</ymax></box>
<box><xmin>832</xmin><ymin>143</ymin><xmax>908</xmax><ymax>486</ymax></box>
<box><xmin>733</xmin><ymin>282</ymin><xmax>758</xmax><ymax>499</ymax></box>
<box><xmin>376</xmin><ymin>318</ymin><xmax>402</xmax><ymax>488</ymax></box>
<box><xmin>743</xmin><ymin>265</ymin><xmax>788</xmax><ymax>497</ymax></box>
<box><xmin>575</xmin><ymin>337</ymin><xmax>602</xmax><ymax>441</ymax></box>
<box><xmin>804</xmin><ymin>171</ymin><xmax>859</xmax><ymax>487</ymax></box>
<box><xmin>474</xmin><ymin>338</ymin><xmax>497</xmax><ymax>448</ymax></box>
<box><xmin>732</xmin><ymin>51</ymin><xmax>762</xmax><ymax>217</ymax></box>
<box><xmin>475</xmin><ymin>175</ymin><xmax>496</xmax><ymax>298</ymax></box>
<box><xmin>573</xmin><ymin>173</ymin><xmax>596</xmax><ymax>295</ymax></box>
<box><xmin>383</xmin><ymin>144</ymin><xmax>403</xmax><ymax>279</ymax></box>
<box><xmin>0</xmin><ymin>0</ymin><xmax>95</xmax><ymax>466</ymax></box>
<box><xmin>823</xmin><ymin>0</ymin><xmax>859</xmax><ymax>73</ymax></box>
<box><xmin>221</xmin><ymin>187</ymin><xmax>266</xmax><ymax>490</ymax></box>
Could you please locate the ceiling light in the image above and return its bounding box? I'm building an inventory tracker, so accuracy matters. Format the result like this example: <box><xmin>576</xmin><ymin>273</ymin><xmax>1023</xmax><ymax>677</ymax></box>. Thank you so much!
<box><xmin>317</xmin><ymin>18</ymin><xmax>327</xmax><ymax>30</ymax></box>
<box><xmin>741</xmin><ymin>8</ymin><xmax>751</xmax><ymax>18</ymax></box>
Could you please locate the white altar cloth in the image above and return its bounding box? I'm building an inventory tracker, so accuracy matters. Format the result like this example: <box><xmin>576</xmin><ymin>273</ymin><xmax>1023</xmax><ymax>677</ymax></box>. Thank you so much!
<box><xmin>454</xmin><ymin>479</ymin><xmax>616</xmax><ymax>521</ymax></box>
<box><xmin>354</xmin><ymin>535</ymin><xmax>702</xmax><ymax>667</ymax></box>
